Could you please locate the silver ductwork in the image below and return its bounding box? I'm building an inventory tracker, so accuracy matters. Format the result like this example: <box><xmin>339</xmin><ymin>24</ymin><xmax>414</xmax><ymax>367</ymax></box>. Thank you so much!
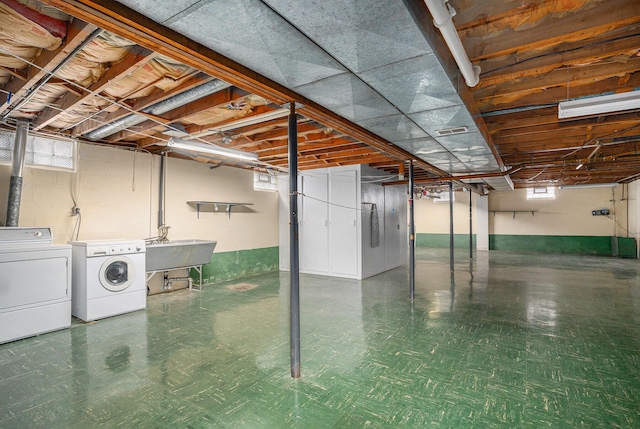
<box><xmin>84</xmin><ymin>79</ymin><xmax>232</xmax><ymax>140</ymax></box>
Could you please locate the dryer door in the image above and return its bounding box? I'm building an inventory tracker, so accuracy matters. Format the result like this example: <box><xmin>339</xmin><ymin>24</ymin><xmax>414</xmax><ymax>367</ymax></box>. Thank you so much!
<box><xmin>99</xmin><ymin>256</ymin><xmax>136</xmax><ymax>292</ymax></box>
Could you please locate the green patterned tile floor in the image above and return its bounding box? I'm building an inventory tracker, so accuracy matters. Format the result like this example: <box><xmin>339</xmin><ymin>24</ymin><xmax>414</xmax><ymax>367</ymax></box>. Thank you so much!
<box><xmin>1</xmin><ymin>249</ymin><xmax>639</xmax><ymax>428</ymax></box>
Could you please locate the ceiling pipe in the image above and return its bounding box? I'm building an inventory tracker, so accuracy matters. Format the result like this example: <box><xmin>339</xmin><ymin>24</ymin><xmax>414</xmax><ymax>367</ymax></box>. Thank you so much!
<box><xmin>83</xmin><ymin>79</ymin><xmax>232</xmax><ymax>141</ymax></box>
<box><xmin>423</xmin><ymin>0</ymin><xmax>480</xmax><ymax>87</ymax></box>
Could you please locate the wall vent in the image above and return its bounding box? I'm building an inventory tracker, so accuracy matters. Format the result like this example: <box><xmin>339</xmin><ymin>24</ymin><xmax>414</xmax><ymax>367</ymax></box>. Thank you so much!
<box><xmin>435</xmin><ymin>126</ymin><xmax>468</xmax><ymax>136</ymax></box>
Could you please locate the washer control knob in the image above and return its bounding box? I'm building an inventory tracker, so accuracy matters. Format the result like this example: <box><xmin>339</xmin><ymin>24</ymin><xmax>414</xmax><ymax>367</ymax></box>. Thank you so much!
<box><xmin>136</xmin><ymin>245</ymin><xmax>142</xmax><ymax>252</ymax></box>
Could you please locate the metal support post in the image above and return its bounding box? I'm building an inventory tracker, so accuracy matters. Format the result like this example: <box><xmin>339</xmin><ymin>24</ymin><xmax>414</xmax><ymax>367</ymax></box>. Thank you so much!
<box><xmin>469</xmin><ymin>190</ymin><xmax>473</xmax><ymax>259</ymax></box>
<box><xmin>288</xmin><ymin>102</ymin><xmax>301</xmax><ymax>378</ymax></box>
<box><xmin>409</xmin><ymin>161</ymin><xmax>415</xmax><ymax>301</ymax></box>
<box><xmin>449</xmin><ymin>181</ymin><xmax>454</xmax><ymax>273</ymax></box>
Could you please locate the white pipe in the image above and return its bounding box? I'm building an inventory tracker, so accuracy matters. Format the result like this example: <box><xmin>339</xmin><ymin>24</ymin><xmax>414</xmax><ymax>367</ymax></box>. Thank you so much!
<box><xmin>424</xmin><ymin>0</ymin><xmax>480</xmax><ymax>87</ymax></box>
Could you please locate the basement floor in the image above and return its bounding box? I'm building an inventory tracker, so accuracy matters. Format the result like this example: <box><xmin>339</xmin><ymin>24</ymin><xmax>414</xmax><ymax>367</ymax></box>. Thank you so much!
<box><xmin>1</xmin><ymin>248</ymin><xmax>639</xmax><ymax>428</ymax></box>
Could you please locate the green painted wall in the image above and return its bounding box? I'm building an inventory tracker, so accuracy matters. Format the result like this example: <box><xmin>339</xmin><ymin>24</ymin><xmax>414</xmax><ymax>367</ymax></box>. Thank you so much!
<box><xmin>416</xmin><ymin>233</ymin><xmax>476</xmax><ymax>249</ymax></box>
<box><xmin>489</xmin><ymin>235</ymin><xmax>613</xmax><ymax>255</ymax></box>
<box><xmin>194</xmin><ymin>246</ymin><xmax>279</xmax><ymax>284</ymax></box>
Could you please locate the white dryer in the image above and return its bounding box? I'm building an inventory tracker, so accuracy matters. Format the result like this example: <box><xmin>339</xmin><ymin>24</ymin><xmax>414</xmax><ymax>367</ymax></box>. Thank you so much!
<box><xmin>70</xmin><ymin>240</ymin><xmax>146</xmax><ymax>322</ymax></box>
<box><xmin>0</xmin><ymin>227</ymin><xmax>71</xmax><ymax>344</ymax></box>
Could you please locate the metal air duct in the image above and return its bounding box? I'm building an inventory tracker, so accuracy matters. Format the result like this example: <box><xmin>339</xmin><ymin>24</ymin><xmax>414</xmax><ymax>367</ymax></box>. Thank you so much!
<box><xmin>84</xmin><ymin>79</ymin><xmax>232</xmax><ymax>140</ymax></box>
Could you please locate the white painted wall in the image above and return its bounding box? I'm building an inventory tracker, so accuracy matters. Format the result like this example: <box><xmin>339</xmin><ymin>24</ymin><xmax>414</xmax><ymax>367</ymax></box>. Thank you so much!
<box><xmin>489</xmin><ymin>186</ymin><xmax>627</xmax><ymax>237</ymax></box>
<box><xmin>414</xmin><ymin>190</ymin><xmax>475</xmax><ymax>236</ymax></box>
<box><xmin>0</xmin><ymin>142</ymin><xmax>279</xmax><ymax>251</ymax></box>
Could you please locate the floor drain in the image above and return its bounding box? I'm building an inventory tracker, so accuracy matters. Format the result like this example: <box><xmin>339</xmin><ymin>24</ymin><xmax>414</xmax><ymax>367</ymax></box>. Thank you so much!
<box><xmin>226</xmin><ymin>283</ymin><xmax>257</xmax><ymax>291</ymax></box>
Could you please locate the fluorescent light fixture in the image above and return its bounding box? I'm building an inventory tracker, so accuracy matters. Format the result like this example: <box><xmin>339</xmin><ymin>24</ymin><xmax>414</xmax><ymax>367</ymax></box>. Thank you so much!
<box><xmin>558</xmin><ymin>91</ymin><xmax>640</xmax><ymax>119</ymax></box>
<box><xmin>191</xmin><ymin>108</ymin><xmax>290</xmax><ymax>139</ymax></box>
<box><xmin>558</xmin><ymin>183</ymin><xmax>617</xmax><ymax>189</ymax></box>
<box><xmin>167</xmin><ymin>138</ymin><xmax>259</xmax><ymax>161</ymax></box>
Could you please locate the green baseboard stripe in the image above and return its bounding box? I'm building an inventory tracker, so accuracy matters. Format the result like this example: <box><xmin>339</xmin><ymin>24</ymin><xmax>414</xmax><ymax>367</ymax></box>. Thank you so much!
<box><xmin>489</xmin><ymin>235</ymin><xmax>614</xmax><ymax>255</ymax></box>
<box><xmin>416</xmin><ymin>233</ymin><xmax>476</xmax><ymax>249</ymax></box>
<box><xmin>193</xmin><ymin>246</ymin><xmax>279</xmax><ymax>284</ymax></box>
<box><xmin>617</xmin><ymin>237</ymin><xmax>637</xmax><ymax>258</ymax></box>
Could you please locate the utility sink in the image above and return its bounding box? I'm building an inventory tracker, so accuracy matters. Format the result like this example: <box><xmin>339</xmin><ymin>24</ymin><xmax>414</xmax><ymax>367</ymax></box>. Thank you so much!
<box><xmin>145</xmin><ymin>239</ymin><xmax>217</xmax><ymax>272</ymax></box>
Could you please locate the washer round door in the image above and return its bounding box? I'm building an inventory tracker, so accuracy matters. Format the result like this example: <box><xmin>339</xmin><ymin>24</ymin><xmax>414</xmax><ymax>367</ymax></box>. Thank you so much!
<box><xmin>99</xmin><ymin>256</ymin><xmax>136</xmax><ymax>292</ymax></box>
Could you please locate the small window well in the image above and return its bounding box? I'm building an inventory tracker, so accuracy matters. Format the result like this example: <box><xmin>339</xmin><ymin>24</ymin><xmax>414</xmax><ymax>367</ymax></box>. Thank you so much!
<box><xmin>526</xmin><ymin>186</ymin><xmax>555</xmax><ymax>200</ymax></box>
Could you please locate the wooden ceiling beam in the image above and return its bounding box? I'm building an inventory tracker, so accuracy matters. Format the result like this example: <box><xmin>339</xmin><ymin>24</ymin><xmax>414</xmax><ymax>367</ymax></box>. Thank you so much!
<box><xmin>71</xmin><ymin>72</ymin><xmax>215</xmax><ymax>136</ymax></box>
<box><xmin>106</xmin><ymin>87</ymin><xmax>247</xmax><ymax>142</ymax></box>
<box><xmin>462</xmin><ymin>0</ymin><xmax>640</xmax><ymax>61</ymax></box>
<box><xmin>477</xmin><ymin>71</ymin><xmax>640</xmax><ymax>112</ymax></box>
<box><xmin>43</xmin><ymin>0</ymin><xmax>450</xmax><ymax>177</ymax></box>
<box><xmin>33</xmin><ymin>46</ymin><xmax>155</xmax><ymax>130</ymax></box>
<box><xmin>0</xmin><ymin>19</ymin><xmax>98</xmax><ymax>115</ymax></box>
<box><xmin>477</xmin><ymin>34</ymin><xmax>640</xmax><ymax>89</ymax></box>
<box><xmin>474</xmin><ymin>57</ymin><xmax>640</xmax><ymax>106</ymax></box>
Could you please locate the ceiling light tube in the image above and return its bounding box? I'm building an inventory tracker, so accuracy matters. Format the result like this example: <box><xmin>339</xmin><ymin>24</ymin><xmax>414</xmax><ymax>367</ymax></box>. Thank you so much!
<box><xmin>558</xmin><ymin>183</ymin><xmax>617</xmax><ymax>189</ymax></box>
<box><xmin>167</xmin><ymin>138</ymin><xmax>258</xmax><ymax>161</ymax></box>
<box><xmin>558</xmin><ymin>91</ymin><xmax>640</xmax><ymax>119</ymax></box>
<box><xmin>424</xmin><ymin>0</ymin><xmax>480</xmax><ymax>87</ymax></box>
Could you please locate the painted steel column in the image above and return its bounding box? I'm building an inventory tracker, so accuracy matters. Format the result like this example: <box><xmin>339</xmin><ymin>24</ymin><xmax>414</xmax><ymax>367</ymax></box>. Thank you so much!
<box><xmin>158</xmin><ymin>152</ymin><xmax>166</xmax><ymax>228</ymax></box>
<box><xmin>469</xmin><ymin>191</ymin><xmax>473</xmax><ymax>259</ymax></box>
<box><xmin>449</xmin><ymin>181</ymin><xmax>454</xmax><ymax>273</ymax></box>
<box><xmin>288</xmin><ymin>102</ymin><xmax>301</xmax><ymax>378</ymax></box>
<box><xmin>409</xmin><ymin>161</ymin><xmax>415</xmax><ymax>301</ymax></box>
<box><xmin>6</xmin><ymin>120</ymin><xmax>28</xmax><ymax>227</ymax></box>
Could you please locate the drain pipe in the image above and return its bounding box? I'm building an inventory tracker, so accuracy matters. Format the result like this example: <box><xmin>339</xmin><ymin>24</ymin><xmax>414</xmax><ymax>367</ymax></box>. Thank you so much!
<box><xmin>424</xmin><ymin>0</ymin><xmax>480</xmax><ymax>87</ymax></box>
<box><xmin>5</xmin><ymin>120</ymin><xmax>28</xmax><ymax>226</ymax></box>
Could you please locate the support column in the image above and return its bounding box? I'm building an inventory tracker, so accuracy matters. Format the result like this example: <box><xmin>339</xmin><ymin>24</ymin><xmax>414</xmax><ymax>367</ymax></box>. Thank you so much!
<box><xmin>288</xmin><ymin>102</ymin><xmax>301</xmax><ymax>378</ymax></box>
<box><xmin>409</xmin><ymin>161</ymin><xmax>415</xmax><ymax>301</ymax></box>
<box><xmin>449</xmin><ymin>181</ymin><xmax>454</xmax><ymax>273</ymax></box>
<box><xmin>469</xmin><ymin>190</ymin><xmax>473</xmax><ymax>259</ymax></box>
<box><xmin>6</xmin><ymin>120</ymin><xmax>28</xmax><ymax>227</ymax></box>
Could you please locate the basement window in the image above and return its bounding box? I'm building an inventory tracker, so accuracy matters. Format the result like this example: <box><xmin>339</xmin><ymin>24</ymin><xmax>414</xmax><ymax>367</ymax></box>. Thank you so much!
<box><xmin>254</xmin><ymin>171</ymin><xmax>277</xmax><ymax>192</ymax></box>
<box><xmin>526</xmin><ymin>186</ymin><xmax>555</xmax><ymax>200</ymax></box>
<box><xmin>0</xmin><ymin>131</ymin><xmax>76</xmax><ymax>172</ymax></box>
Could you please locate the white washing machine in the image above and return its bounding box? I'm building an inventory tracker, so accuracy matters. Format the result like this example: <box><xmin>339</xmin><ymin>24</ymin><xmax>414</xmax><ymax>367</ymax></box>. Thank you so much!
<box><xmin>70</xmin><ymin>240</ymin><xmax>146</xmax><ymax>322</ymax></box>
<box><xmin>0</xmin><ymin>227</ymin><xmax>71</xmax><ymax>344</ymax></box>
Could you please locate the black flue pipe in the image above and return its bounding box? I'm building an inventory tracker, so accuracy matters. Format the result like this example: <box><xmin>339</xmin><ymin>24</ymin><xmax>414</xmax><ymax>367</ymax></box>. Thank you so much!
<box><xmin>449</xmin><ymin>181</ymin><xmax>454</xmax><ymax>273</ymax></box>
<box><xmin>409</xmin><ymin>161</ymin><xmax>415</xmax><ymax>301</ymax></box>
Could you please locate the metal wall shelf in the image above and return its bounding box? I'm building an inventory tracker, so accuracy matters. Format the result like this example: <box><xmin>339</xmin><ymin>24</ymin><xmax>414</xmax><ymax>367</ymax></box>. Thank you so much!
<box><xmin>491</xmin><ymin>210</ymin><xmax>537</xmax><ymax>219</ymax></box>
<box><xmin>187</xmin><ymin>201</ymin><xmax>253</xmax><ymax>219</ymax></box>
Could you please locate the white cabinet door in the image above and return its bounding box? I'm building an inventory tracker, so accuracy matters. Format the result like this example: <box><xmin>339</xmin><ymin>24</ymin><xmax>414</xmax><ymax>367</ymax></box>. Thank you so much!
<box><xmin>384</xmin><ymin>186</ymin><xmax>408</xmax><ymax>270</ymax></box>
<box><xmin>300</xmin><ymin>174</ymin><xmax>329</xmax><ymax>272</ymax></box>
<box><xmin>329</xmin><ymin>171</ymin><xmax>358</xmax><ymax>276</ymax></box>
